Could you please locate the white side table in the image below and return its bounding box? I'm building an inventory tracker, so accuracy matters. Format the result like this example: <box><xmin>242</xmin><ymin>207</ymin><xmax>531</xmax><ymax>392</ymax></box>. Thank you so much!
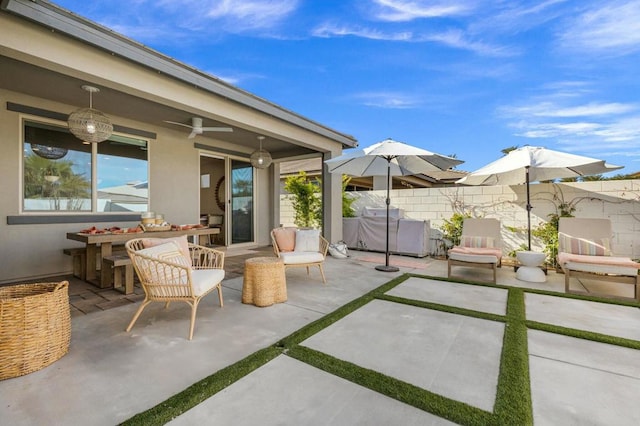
<box><xmin>516</xmin><ymin>251</ymin><xmax>547</xmax><ymax>283</ymax></box>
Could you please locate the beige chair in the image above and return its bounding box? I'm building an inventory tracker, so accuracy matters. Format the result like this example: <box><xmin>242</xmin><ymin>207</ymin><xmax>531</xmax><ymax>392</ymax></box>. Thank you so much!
<box><xmin>558</xmin><ymin>218</ymin><xmax>640</xmax><ymax>302</ymax></box>
<box><xmin>447</xmin><ymin>218</ymin><xmax>503</xmax><ymax>284</ymax></box>
<box><xmin>270</xmin><ymin>227</ymin><xmax>329</xmax><ymax>283</ymax></box>
<box><xmin>125</xmin><ymin>238</ymin><xmax>225</xmax><ymax>340</ymax></box>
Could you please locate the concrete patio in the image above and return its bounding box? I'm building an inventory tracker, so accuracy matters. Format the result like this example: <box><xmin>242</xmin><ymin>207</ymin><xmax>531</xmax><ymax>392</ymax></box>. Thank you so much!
<box><xmin>2</xmin><ymin>249</ymin><xmax>640</xmax><ymax>425</ymax></box>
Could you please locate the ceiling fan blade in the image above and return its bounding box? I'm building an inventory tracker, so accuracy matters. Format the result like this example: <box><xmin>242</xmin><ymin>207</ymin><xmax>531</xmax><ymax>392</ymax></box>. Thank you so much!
<box><xmin>188</xmin><ymin>130</ymin><xmax>198</xmax><ymax>139</ymax></box>
<box><xmin>163</xmin><ymin>120</ymin><xmax>194</xmax><ymax>129</ymax></box>
<box><xmin>201</xmin><ymin>126</ymin><xmax>233</xmax><ymax>132</ymax></box>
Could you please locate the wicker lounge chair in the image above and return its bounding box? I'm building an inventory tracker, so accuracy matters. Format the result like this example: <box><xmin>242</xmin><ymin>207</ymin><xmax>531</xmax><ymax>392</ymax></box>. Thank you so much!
<box><xmin>558</xmin><ymin>218</ymin><xmax>640</xmax><ymax>302</ymax></box>
<box><xmin>125</xmin><ymin>238</ymin><xmax>225</xmax><ymax>340</ymax></box>
<box><xmin>447</xmin><ymin>218</ymin><xmax>503</xmax><ymax>284</ymax></box>
<box><xmin>270</xmin><ymin>227</ymin><xmax>329</xmax><ymax>283</ymax></box>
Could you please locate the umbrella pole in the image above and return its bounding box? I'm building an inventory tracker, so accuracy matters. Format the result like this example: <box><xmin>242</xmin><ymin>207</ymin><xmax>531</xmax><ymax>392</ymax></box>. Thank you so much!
<box><xmin>375</xmin><ymin>158</ymin><xmax>399</xmax><ymax>272</ymax></box>
<box><xmin>526</xmin><ymin>166</ymin><xmax>531</xmax><ymax>251</ymax></box>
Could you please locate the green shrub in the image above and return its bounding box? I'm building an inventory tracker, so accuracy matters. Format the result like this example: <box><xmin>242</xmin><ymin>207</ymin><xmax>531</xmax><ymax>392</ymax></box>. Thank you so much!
<box><xmin>342</xmin><ymin>175</ymin><xmax>356</xmax><ymax>218</ymax></box>
<box><xmin>532</xmin><ymin>202</ymin><xmax>575</xmax><ymax>267</ymax></box>
<box><xmin>439</xmin><ymin>212</ymin><xmax>472</xmax><ymax>247</ymax></box>
<box><xmin>284</xmin><ymin>172</ymin><xmax>322</xmax><ymax>228</ymax></box>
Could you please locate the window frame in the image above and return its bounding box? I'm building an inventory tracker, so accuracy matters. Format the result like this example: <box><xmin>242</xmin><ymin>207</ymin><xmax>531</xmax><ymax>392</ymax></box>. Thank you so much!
<box><xmin>19</xmin><ymin>114</ymin><xmax>150</xmax><ymax>216</ymax></box>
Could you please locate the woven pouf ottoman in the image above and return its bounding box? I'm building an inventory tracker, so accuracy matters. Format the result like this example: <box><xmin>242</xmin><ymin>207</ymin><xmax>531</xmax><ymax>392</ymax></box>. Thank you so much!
<box><xmin>0</xmin><ymin>281</ymin><xmax>71</xmax><ymax>380</ymax></box>
<box><xmin>242</xmin><ymin>257</ymin><xmax>287</xmax><ymax>307</ymax></box>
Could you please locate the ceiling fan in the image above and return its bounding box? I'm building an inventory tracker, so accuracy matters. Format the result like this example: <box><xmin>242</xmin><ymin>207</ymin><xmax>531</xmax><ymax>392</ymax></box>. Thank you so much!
<box><xmin>163</xmin><ymin>117</ymin><xmax>233</xmax><ymax>139</ymax></box>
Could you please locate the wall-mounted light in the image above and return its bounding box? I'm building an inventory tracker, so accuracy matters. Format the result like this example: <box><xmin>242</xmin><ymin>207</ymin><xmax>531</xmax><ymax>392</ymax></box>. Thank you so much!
<box><xmin>67</xmin><ymin>85</ymin><xmax>113</xmax><ymax>143</ymax></box>
<box><xmin>250</xmin><ymin>136</ymin><xmax>272</xmax><ymax>169</ymax></box>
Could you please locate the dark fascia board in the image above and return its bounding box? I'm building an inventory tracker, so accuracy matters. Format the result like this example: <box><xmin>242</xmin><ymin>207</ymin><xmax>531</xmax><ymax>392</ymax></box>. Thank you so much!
<box><xmin>1</xmin><ymin>0</ymin><xmax>358</xmax><ymax>148</ymax></box>
<box><xmin>7</xmin><ymin>213</ymin><xmax>141</xmax><ymax>225</ymax></box>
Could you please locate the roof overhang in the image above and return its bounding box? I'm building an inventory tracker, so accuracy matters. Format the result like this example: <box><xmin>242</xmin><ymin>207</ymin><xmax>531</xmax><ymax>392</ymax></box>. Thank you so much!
<box><xmin>0</xmin><ymin>0</ymin><xmax>357</xmax><ymax>156</ymax></box>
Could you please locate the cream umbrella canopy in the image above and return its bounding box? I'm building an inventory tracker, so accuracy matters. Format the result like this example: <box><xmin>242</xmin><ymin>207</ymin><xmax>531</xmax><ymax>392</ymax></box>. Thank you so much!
<box><xmin>325</xmin><ymin>138</ymin><xmax>463</xmax><ymax>272</ymax></box>
<box><xmin>456</xmin><ymin>146</ymin><xmax>623</xmax><ymax>250</ymax></box>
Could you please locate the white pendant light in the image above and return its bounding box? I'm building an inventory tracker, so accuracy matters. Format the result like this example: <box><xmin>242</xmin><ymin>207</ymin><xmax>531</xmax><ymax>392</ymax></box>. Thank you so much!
<box><xmin>68</xmin><ymin>85</ymin><xmax>113</xmax><ymax>143</ymax></box>
<box><xmin>250</xmin><ymin>136</ymin><xmax>272</xmax><ymax>169</ymax></box>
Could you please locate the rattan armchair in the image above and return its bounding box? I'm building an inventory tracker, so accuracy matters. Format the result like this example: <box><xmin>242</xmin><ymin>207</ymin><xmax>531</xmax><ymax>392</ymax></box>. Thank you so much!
<box><xmin>271</xmin><ymin>228</ymin><xmax>329</xmax><ymax>283</ymax></box>
<box><xmin>125</xmin><ymin>238</ymin><xmax>225</xmax><ymax>340</ymax></box>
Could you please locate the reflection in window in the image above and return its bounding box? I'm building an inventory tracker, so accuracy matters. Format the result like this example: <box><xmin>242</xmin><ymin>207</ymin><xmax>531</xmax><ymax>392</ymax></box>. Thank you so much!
<box><xmin>23</xmin><ymin>121</ymin><xmax>91</xmax><ymax>211</ymax></box>
<box><xmin>231</xmin><ymin>160</ymin><xmax>253</xmax><ymax>243</ymax></box>
<box><xmin>22</xmin><ymin>120</ymin><xmax>148</xmax><ymax>213</ymax></box>
<box><xmin>97</xmin><ymin>135</ymin><xmax>148</xmax><ymax>212</ymax></box>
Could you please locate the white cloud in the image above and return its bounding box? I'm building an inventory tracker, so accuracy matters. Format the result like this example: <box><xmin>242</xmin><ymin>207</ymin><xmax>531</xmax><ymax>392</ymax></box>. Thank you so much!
<box><xmin>420</xmin><ymin>29</ymin><xmax>518</xmax><ymax>57</ymax></box>
<box><xmin>370</xmin><ymin>0</ymin><xmax>475</xmax><ymax>22</ymax></box>
<box><xmin>351</xmin><ymin>91</ymin><xmax>422</xmax><ymax>109</ymax></box>
<box><xmin>513</xmin><ymin>121</ymin><xmax>602</xmax><ymax>138</ymax></box>
<box><xmin>559</xmin><ymin>1</ymin><xmax>640</xmax><ymax>55</ymax></box>
<box><xmin>505</xmin><ymin>101</ymin><xmax>637</xmax><ymax>118</ymax></box>
<box><xmin>204</xmin><ymin>0</ymin><xmax>299</xmax><ymax>30</ymax></box>
<box><xmin>312</xmin><ymin>23</ymin><xmax>514</xmax><ymax>56</ymax></box>
<box><xmin>500</xmin><ymin>83</ymin><xmax>640</xmax><ymax>159</ymax></box>
<box><xmin>312</xmin><ymin>23</ymin><xmax>412</xmax><ymax>41</ymax></box>
<box><xmin>469</xmin><ymin>0</ymin><xmax>569</xmax><ymax>35</ymax></box>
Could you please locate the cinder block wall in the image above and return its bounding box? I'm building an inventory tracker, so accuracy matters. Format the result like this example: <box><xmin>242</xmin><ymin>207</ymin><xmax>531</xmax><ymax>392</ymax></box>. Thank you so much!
<box><xmin>280</xmin><ymin>180</ymin><xmax>640</xmax><ymax>258</ymax></box>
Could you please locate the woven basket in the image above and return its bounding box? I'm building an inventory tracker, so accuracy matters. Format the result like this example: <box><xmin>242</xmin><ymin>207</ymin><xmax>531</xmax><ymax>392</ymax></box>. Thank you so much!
<box><xmin>0</xmin><ymin>281</ymin><xmax>71</xmax><ymax>380</ymax></box>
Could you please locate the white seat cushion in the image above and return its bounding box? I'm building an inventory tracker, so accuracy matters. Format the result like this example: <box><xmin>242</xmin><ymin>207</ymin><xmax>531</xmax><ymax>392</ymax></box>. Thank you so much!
<box><xmin>280</xmin><ymin>251</ymin><xmax>324</xmax><ymax>265</ymax></box>
<box><xmin>191</xmin><ymin>269</ymin><xmax>225</xmax><ymax>296</ymax></box>
<box><xmin>448</xmin><ymin>251</ymin><xmax>498</xmax><ymax>264</ymax></box>
<box><xmin>558</xmin><ymin>252</ymin><xmax>639</xmax><ymax>276</ymax></box>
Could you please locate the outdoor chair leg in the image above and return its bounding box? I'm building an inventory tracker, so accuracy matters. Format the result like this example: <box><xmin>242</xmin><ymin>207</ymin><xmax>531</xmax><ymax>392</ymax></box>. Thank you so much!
<box><xmin>188</xmin><ymin>300</ymin><xmax>199</xmax><ymax>341</ymax></box>
<box><xmin>318</xmin><ymin>265</ymin><xmax>326</xmax><ymax>284</ymax></box>
<box><xmin>164</xmin><ymin>301</ymin><xmax>171</xmax><ymax>309</ymax></box>
<box><xmin>126</xmin><ymin>299</ymin><xmax>152</xmax><ymax>332</ymax></box>
<box><xmin>217</xmin><ymin>285</ymin><xmax>224</xmax><ymax>307</ymax></box>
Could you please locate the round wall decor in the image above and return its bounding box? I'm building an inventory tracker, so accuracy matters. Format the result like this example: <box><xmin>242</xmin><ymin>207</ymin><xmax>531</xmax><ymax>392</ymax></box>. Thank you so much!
<box><xmin>215</xmin><ymin>176</ymin><xmax>225</xmax><ymax>211</ymax></box>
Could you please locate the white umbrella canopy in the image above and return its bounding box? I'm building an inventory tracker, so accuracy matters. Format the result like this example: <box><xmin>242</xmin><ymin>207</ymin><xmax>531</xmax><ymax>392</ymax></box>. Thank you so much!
<box><xmin>325</xmin><ymin>138</ymin><xmax>463</xmax><ymax>272</ymax></box>
<box><xmin>457</xmin><ymin>146</ymin><xmax>623</xmax><ymax>186</ymax></box>
<box><xmin>325</xmin><ymin>138</ymin><xmax>462</xmax><ymax>177</ymax></box>
<box><xmin>456</xmin><ymin>146</ymin><xmax>623</xmax><ymax>249</ymax></box>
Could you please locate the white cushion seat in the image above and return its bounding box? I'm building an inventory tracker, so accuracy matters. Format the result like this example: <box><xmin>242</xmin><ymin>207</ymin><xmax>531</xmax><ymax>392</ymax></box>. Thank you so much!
<box><xmin>280</xmin><ymin>251</ymin><xmax>325</xmax><ymax>264</ymax></box>
<box><xmin>558</xmin><ymin>252</ymin><xmax>639</xmax><ymax>277</ymax></box>
<box><xmin>191</xmin><ymin>269</ymin><xmax>226</xmax><ymax>296</ymax></box>
<box><xmin>448</xmin><ymin>250</ymin><xmax>500</xmax><ymax>264</ymax></box>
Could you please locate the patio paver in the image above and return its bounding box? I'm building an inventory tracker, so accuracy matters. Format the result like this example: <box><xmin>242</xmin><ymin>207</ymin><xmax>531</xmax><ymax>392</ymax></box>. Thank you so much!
<box><xmin>387</xmin><ymin>276</ymin><xmax>508</xmax><ymax>315</ymax></box>
<box><xmin>2</xmin><ymin>252</ymin><xmax>640</xmax><ymax>425</ymax></box>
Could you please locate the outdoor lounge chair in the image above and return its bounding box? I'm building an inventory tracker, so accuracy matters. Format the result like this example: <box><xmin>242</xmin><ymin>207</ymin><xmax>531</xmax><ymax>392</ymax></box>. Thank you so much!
<box><xmin>125</xmin><ymin>237</ymin><xmax>225</xmax><ymax>340</ymax></box>
<box><xmin>447</xmin><ymin>218</ymin><xmax>503</xmax><ymax>284</ymax></box>
<box><xmin>557</xmin><ymin>218</ymin><xmax>640</xmax><ymax>302</ymax></box>
<box><xmin>270</xmin><ymin>227</ymin><xmax>329</xmax><ymax>283</ymax></box>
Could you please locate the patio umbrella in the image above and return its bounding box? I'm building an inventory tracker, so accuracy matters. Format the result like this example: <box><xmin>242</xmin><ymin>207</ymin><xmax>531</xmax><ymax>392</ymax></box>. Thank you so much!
<box><xmin>325</xmin><ymin>138</ymin><xmax>463</xmax><ymax>272</ymax></box>
<box><xmin>455</xmin><ymin>146</ymin><xmax>623</xmax><ymax>250</ymax></box>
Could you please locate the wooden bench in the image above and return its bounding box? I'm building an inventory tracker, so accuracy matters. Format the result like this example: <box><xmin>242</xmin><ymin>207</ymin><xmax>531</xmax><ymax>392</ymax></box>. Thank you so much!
<box><xmin>63</xmin><ymin>247</ymin><xmax>86</xmax><ymax>280</ymax></box>
<box><xmin>102</xmin><ymin>254</ymin><xmax>134</xmax><ymax>295</ymax></box>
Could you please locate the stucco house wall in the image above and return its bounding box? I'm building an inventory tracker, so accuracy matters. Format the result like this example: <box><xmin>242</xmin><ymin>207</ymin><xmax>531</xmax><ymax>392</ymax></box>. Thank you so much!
<box><xmin>0</xmin><ymin>2</ymin><xmax>353</xmax><ymax>283</ymax></box>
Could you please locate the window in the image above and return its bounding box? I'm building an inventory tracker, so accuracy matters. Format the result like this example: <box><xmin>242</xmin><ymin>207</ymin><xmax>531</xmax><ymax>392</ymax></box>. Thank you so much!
<box><xmin>22</xmin><ymin>119</ymin><xmax>148</xmax><ymax>213</ymax></box>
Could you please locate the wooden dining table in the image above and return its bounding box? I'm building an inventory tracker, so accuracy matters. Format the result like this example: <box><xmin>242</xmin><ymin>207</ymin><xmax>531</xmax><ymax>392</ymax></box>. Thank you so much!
<box><xmin>66</xmin><ymin>227</ymin><xmax>221</xmax><ymax>286</ymax></box>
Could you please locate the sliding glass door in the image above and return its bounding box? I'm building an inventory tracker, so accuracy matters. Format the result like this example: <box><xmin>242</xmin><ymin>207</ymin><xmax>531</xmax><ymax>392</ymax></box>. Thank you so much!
<box><xmin>230</xmin><ymin>159</ymin><xmax>254</xmax><ymax>244</ymax></box>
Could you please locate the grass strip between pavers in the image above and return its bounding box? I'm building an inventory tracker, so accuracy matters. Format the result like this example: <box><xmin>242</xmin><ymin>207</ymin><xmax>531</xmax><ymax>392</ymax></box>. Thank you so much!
<box><xmin>286</xmin><ymin>344</ymin><xmax>493</xmax><ymax>426</ymax></box>
<box><xmin>493</xmin><ymin>289</ymin><xmax>533</xmax><ymax>425</ymax></box>
<box><xmin>121</xmin><ymin>272</ymin><xmax>639</xmax><ymax>425</ymax></box>
<box><xmin>121</xmin><ymin>346</ymin><xmax>282</xmax><ymax>426</ymax></box>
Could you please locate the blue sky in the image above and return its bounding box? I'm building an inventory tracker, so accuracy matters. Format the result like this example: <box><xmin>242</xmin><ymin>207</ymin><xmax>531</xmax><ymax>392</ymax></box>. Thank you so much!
<box><xmin>54</xmin><ymin>0</ymin><xmax>640</xmax><ymax>174</ymax></box>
